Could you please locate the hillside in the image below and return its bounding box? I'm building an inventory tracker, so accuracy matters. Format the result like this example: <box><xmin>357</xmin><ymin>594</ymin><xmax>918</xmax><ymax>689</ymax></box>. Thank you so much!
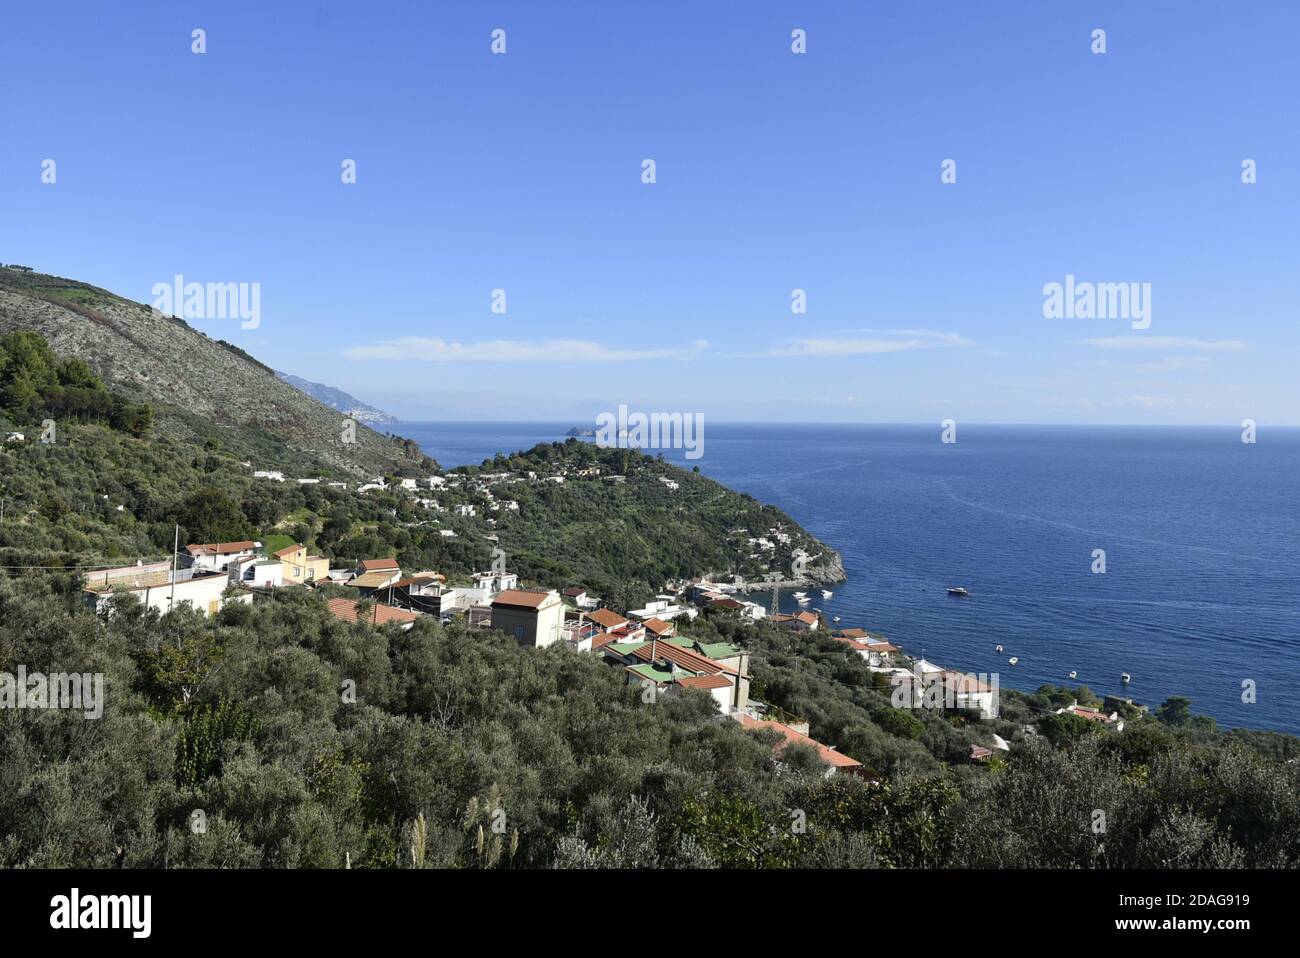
<box><xmin>0</xmin><ymin>267</ymin><xmax>430</xmax><ymax>477</ymax></box>
<box><xmin>1</xmin><ymin>322</ymin><xmax>1298</xmax><ymax>870</ymax></box>
<box><xmin>308</xmin><ymin>440</ymin><xmax>845</xmax><ymax>612</ymax></box>
<box><xmin>276</xmin><ymin>371</ymin><xmax>398</xmax><ymax>425</ymax></box>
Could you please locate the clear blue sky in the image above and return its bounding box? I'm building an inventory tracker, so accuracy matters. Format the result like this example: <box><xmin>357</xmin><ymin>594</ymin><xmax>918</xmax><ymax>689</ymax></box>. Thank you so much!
<box><xmin>3</xmin><ymin>1</ymin><xmax>1298</xmax><ymax>424</ymax></box>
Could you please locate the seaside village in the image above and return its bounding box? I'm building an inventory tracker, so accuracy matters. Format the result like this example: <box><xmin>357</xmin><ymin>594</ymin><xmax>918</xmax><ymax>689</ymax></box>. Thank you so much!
<box><xmin>79</xmin><ymin>467</ymin><xmax>1130</xmax><ymax>774</ymax></box>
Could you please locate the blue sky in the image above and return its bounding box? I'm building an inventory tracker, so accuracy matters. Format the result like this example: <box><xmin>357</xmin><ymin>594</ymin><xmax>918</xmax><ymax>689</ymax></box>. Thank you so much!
<box><xmin>3</xmin><ymin>0</ymin><xmax>1298</xmax><ymax>424</ymax></box>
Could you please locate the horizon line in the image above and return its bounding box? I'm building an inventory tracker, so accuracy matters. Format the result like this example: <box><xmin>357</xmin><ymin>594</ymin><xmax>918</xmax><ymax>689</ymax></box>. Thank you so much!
<box><xmin>380</xmin><ymin>418</ymin><xmax>1300</xmax><ymax>429</ymax></box>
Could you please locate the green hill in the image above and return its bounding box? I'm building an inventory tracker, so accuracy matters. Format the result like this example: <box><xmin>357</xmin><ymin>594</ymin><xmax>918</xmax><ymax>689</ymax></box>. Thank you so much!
<box><xmin>0</xmin><ymin>266</ymin><xmax>431</xmax><ymax>478</ymax></box>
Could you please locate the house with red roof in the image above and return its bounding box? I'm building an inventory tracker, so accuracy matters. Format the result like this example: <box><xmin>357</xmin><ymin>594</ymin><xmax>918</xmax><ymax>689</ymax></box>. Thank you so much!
<box><xmin>326</xmin><ymin>597</ymin><xmax>421</xmax><ymax>629</ymax></box>
<box><xmin>491</xmin><ymin>589</ymin><xmax>565</xmax><ymax>647</ymax></box>
<box><xmin>734</xmin><ymin>714</ymin><xmax>867</xmax><ymax>778</ymax></box>
<box><xmin>772</xmin><ymin>610</ymin><xmax>819</xmax><ymax>632</ymax></box>
<box><xmin>609</xmin><ymin>636</ymin><xmax>749</xmax><ymax>713</ymax></box>
<box><xmin>184</xmin><ymin>540</ymin><xmax>261</xmax><ymax>573</ymax></box>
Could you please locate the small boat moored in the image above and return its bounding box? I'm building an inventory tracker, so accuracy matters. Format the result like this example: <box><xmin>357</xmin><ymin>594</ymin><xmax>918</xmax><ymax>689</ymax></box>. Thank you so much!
<box><xmin>1121</xmin><ymin>672</ymin><xmax>1131</xmax><ymax>684</ymax></box>
<box><xmin>995</xmin><ymin>644</ymin><xmax>1004</xmax><ymax>653</ymax></box>
<box><xmin>821</xmin><ymin>590</ymin><xmax>833</xmax><ymax>599</ymax></box>
<box><xmin>947</xmin><ymin>587</ymin><xmax>969</xmax><ymax>597</ymax></box>
<box><xmin>1008</xmin><ymin>657</ymin><xmax>1019</xmax><ymax>666</ymax></box>
<box><xmin>1068</xmin><ymin>670</ymin><xmax>1078</xmax><ymax>679</ymax></box>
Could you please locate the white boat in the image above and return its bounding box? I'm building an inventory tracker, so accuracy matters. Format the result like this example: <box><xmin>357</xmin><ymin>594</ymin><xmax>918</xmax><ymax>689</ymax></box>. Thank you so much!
<box><xmin>1008</xmin><ymin>657</ymin><xmax>1019</xmax><ymax>665</ymax></box>
<box><xmin>821</xmin><ymin>590</ymin><xmax>833</xmax><ymax>599</ymax></box>
<box><xmin>995</xmin><ymin>644</ymin><xmax>1003</xmax><ymax>653</ymax></box>
<box><xmin>1121</xmin><ymin>672</ymin><xmax>1131</xmax><ymax>684</ymax></box>
<box><xmin>947</xmin><ymin>586</ymin><xmax>969</xmax><ymax>597</ymax></box>
<box><xmin>1068</xmin><ymin>670</ymin><xmax>1078</xmax><ymax>679</ymax></box>
<box><xmin>792</xmin><ymin>591</ymin><xmax>807</xmax><ymax>599</ymax></box>
<box><xmin>832</xmin><ymin>616</ymin><xmax>841</xmax><ymax>623</ymax></box>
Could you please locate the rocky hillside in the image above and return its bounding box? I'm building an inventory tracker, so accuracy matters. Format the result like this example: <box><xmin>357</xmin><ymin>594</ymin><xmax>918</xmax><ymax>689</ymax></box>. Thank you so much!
<box><xmin>0</xmin><ymin>267</ymin><xmax>431</xmax><ymax>476</ymax></box>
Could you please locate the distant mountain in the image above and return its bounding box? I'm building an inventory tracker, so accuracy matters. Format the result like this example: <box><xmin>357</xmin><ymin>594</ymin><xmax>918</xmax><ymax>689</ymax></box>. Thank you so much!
<box><xmin>276</xmin><ymin>371</ymin><xmax>398</xmax><ymax>425</ymax></box>
<box><xmin>0</xmin><ymin>266</ymin><xmax>432</xmax><ymax>476</ymax></box>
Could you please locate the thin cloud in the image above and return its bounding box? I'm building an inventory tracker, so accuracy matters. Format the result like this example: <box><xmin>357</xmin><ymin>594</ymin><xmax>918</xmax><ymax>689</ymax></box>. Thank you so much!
<box><xmin>760</xmin><ymin>329</ymin><xmax>973</xmax><ymax>358</ymax></box>
<box><xmin>1097</xmin><ymin>356</ymin><xmax>1212</xmax><ymax>372</ymax></box>
<box><xmin>1079</xmin><ymin>336</ymin><xmax>1245</xmax><ymax>351</ymax></box>
<box><xmin>347</xmin><ymin>337</ymin><xmax>709</xmax><ymax>362</ymax></box>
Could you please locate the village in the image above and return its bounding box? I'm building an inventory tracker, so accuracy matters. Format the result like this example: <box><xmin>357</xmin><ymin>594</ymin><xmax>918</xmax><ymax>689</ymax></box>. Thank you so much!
<box><xmin>75</xmin><ymin>460</ymin><xmax>1133</xmax><ymax>776</ymax></box>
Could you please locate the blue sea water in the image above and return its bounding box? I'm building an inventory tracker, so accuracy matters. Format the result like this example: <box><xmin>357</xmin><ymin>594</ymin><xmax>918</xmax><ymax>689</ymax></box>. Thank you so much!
<box><xmin>393</xmin><ymin>421</ymin><xmax>1300</xmax><ymax>735</ymax></box>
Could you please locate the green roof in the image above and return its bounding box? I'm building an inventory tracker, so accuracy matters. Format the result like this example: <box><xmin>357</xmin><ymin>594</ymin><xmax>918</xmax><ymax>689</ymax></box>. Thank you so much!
<box><xmin>607</xmin><ymin>642</ymin><xmax>644</xmax><ymax>656</ymax></box>
<box><xmin>667</xmin><ymin>637</ymin><xmax>740</xmax><ymax>660</ymax></box>
<box><xmin>627</xmin><ymin>662</ymin><xmax>678</xmax><ymax>683</ymax></box>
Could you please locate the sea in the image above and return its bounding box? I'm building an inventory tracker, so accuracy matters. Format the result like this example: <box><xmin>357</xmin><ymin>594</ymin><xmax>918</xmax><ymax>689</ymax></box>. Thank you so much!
<box><xmin>392</xmin><ymin>421</ymin><xmax>1300</xmax><ymax>735</ymax></box>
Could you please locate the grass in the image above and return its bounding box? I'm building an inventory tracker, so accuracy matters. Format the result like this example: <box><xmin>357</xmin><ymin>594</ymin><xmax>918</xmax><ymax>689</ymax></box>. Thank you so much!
<box><xmin>261</xmin><ymin>533</ymin><xmax>296</xmax><ymax>554</ymax></box>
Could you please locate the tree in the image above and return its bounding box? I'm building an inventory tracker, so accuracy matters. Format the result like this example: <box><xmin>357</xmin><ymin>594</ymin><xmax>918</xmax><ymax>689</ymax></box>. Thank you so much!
<box><xmin>1156</xmin><ymin>696</ymin><xmax>1195</xmax><ymax>728</ymax></box>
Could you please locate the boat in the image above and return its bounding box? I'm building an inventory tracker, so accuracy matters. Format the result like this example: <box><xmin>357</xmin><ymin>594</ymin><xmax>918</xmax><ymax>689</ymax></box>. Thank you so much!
<box><xmin>1068</xmin><ymin>670</ymin><xmax>1078</xmax><ymax>679</ymax></box>
<box><xmin>833</xmin><ymin>616</ymin><xmax>841</xmax><ymax>623</ymax></box>
<box><xmin>792</xmin><ymin>591</ymin><xmax>807</xmax><ymax>599</ymax></box>
<box><xmin>1121</xmin><ymin>672</ymin><xmax>1131</xmax><ymax>684</ymax></box>
<box><xmin>995</xmin><ymin>644</ymin><xmax>1003</xmax><ymax>653</ymax></box>
<box><xmin>947</xmin><ymin>587</ymin><xmax>969</xmax><ymax>596</ymax></box>
<box><xmin>1008</xmin><ymin>657</ymin><xmax>1019</xmax><ymax>665</ymax></box>
<box><xmin>821</xmin><ymin>590</ymin><xmax>833</xmax><ymax>599</ymax></box>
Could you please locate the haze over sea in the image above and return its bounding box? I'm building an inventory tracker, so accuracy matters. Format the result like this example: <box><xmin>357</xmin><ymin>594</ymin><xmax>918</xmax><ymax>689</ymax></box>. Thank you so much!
<box><xmin>396</xmin><ymin>421</ymin><xmax>1300</xmax><ymax>735</ymax></box>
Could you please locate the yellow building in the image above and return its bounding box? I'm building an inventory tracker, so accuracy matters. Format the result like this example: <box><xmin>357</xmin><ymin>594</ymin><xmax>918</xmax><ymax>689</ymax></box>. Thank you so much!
<box><xmin>273</xmin><ymin>544</ymin><xmax>329</xmax><ymax>584</ymax></box>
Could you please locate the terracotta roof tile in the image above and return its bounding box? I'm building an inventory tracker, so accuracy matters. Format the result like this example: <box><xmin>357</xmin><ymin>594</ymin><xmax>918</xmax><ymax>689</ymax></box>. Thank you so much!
<box><xmin>736</xmin><ymin>715</ymin><xmax>862</xmax><ymax>770</ymax></box>
<box><xmin>492</xmin><ymin>589</ymin><xmax>554</xmax><ymax>609</ymax></box>
<box><xmin>588</xmin><ymin>608</ymin><xmax>629</xmax><ymax>630</ymax></box>
<box><xmin>676</xmin><ymin>674</ymin><xmax>732</xmax><ymax>691</ymax></box>
<box><xmin>186</xmin><ymin>540</ymin><xmax>258</xmax><ymax>556</ymax></box>
<box><xmin>326</xmin><ymin>597</ymin><xmax>420</xmax><ymax>626</ymax></box>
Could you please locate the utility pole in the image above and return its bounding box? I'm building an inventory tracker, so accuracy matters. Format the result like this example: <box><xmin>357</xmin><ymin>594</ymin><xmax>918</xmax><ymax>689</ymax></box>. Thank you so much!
<box><xmin>169</xmin><ymin>523</ymin><xmax>179</xmax><ymax>611</ymax></box>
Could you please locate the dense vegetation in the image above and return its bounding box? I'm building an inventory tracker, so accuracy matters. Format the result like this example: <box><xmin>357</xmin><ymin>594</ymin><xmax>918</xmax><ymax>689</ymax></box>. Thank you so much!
<box><xmin>3</xmin><ymin>576</ymin><xmax>1297</xmax><ymax>868</ymax></box>
<box><xmin>0</xmin><ymin>332</ymin><xmax>152</xmax><ymax>437</ymax></box>
<box><xmin>0</xmin><ymin>339</ymin><xmax>840</xmax><ymax>607</ymax></box>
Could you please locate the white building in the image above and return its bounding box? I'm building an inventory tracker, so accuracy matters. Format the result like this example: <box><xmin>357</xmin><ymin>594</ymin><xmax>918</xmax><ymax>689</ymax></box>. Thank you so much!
<box><xmin>490</xmin><ymin>590</ymin><xmax>565</xmax><ymax>648</ymax></box>
<box><xmin>252</xmin><ymin>470</ymin><xmax>285</xmax><ymax>482</ymax></box>
<box><xmin>247</xmin><ymin>560</ymin><xmax>285</xmax><ymax>588</ymax></box>
<box><xmin>84</xmin><ymin>572</ymin><xmax>252</xmax><ymax>617</ymax></box>
<box><xmin>627</xmin><ymin>598</ymin><xmax>697</xmax><ymax>622</ymax></box>
<box><xmin>184</xmin><ymin>540</ymin><xmax>261</xmax><ymax>574</ymax></box>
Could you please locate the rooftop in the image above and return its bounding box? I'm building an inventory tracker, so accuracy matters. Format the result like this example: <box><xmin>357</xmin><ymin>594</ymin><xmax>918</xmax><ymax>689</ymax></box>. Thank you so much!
<box><xmin>326</xmin><ymin>597</ymin><xmax>421</xmax><ymax>626</ymax></box>
<box><xmin>492</xmin><ymin>589</ymin><xmax>556</xmax><ymax>609</ymax></box>
<box><xmin>735</xmin><ymin>715</ymin><xmax>863</xmax><ymax>771</ymax></box>
<box><xmin>186</xmin><ymin>540</ymin><xmax>259</xmax><ymax>556</ymax></box>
